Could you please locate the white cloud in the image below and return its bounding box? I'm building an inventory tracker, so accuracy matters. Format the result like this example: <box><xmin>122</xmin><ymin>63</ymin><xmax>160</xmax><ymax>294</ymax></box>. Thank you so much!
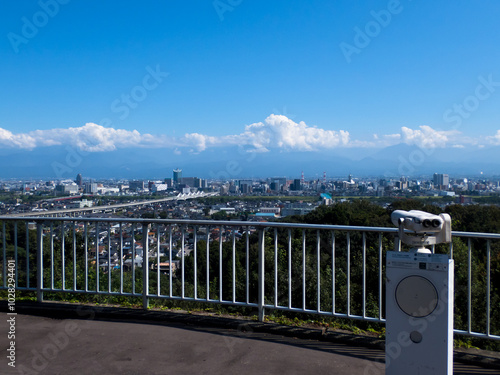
<box><xmin>0</xmin><ymin>123</ymin><xmax>175</xmax><ymax>152</ymax></box>
<box><xmin>400</xmin><ymin>125</ymin><xmax>459</xmax><ymax>148</ymax></box>
<box><xmin>152</xmin><ymin>114</ymin><xmax>352</xmax><ymax>153</ymax></box>
<box><xmin>234</xmin><ymin>114</ymin><xmax>350</xmax><ymax>152</ymax></box>
<box><xmin>43</xmin><ymin>123</ymin><xmax>145</xmax><ymax>151</ymax></box>
<box><xmin>0</xmin><ymin>118</ymin><xmax>473</xmax><ymax>153</ymax></box>
<box><xmin>0</xmin><ymin>128</ymin><xmax>37</xmax><ymax>149</ymax></box>
<box><xmin>486</xmin><ymin>130</ymin><xmax>500</xmax><ymax>145</ymax></box>
<box><xmin>180</xmin><ymin>133</ymin><xmax>218</xmax><ymax>152</ymax></box>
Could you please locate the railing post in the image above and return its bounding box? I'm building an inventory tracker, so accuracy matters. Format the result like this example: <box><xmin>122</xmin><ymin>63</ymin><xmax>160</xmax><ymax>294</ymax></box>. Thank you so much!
<box><xmin>142</xmin><ymin>223</ymin><xmax>149</xmax><ymax>310</ymax></box>
<box><xmin>258</xmin><ymin>228</ymin><xmax>265</xmax><ymax>322</ymax></box>
<box><xmin>36</xmin><ymin>222</ymin><xmax>43</xmax><ymax>303</ymax></box>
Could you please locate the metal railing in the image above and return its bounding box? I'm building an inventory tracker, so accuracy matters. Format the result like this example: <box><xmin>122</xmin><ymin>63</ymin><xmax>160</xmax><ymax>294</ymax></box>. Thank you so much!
<box><xmin>0</xmin><ymin>216</ymin><xmax>499</xmax><ymax>343</ymax></box>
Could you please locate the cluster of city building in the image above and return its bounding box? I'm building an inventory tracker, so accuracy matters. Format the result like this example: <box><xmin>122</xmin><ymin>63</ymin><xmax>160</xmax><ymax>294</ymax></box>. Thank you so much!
<box><xmin>2</xmin><ymin>170</ymin><xmax>500</xmax><ymax>198</ymax></box>
<box><xmin>1</xmin><ymin>170</ymin><xmax>500</xmax><ymax>218</ymax></box>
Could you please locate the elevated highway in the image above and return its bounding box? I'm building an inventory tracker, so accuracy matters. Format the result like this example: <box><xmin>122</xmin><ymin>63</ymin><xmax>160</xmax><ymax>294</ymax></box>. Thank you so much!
<box><xmin>2</xmin><ymin>191</ymin><xmax>219</xmax><ymax>217</ymax></box>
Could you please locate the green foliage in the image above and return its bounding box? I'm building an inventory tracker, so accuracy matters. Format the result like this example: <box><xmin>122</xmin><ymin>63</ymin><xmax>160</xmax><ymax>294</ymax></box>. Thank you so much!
<box><xmin>210</xmin><ymin>211</ymin><xmax>234</xmax><ymax>221</ymax></box>
<box><xmin>303</xmin><ymin>199</ymin><xmax>390</xmax><ymax>227</ymax></box>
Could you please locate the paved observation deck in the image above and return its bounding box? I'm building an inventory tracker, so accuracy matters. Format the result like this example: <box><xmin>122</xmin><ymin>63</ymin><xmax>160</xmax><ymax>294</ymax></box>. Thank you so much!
<box><xmin>1</xmin><ymin>303</ymin><xmax>499</xmax><ymax>375</ymax></box>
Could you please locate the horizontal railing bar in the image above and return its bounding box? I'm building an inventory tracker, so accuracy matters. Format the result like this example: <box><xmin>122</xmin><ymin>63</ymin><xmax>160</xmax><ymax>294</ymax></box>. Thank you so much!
<box><xmin>31</xmin><ymin>288</ymin><xmax>260</xmax><ymax>307</ymax></box>
<box><xmin>453</xmin><ymin>329</ymin><xmax>500</xmax><ymax>341</ymax></box>
<box><xmin>146</xmin><ymin>296</ymin><xmax>259</xmax><ymax>307</ymax></box>
<box><xmin>3</xmin><ymin>216</ymin><xmax>500</xmax><ymax>239</ymax></box>
<box><xmin>0</xmin><ymin>287</ymin><xmax>37</xmax><ymax>291</ymax></box>
<box><xmin>449</xmin><ymin>231</ymin><xmax>500</xmax><ymax>240</ymax></box>
<box><xmin>40</xmin><ymin>289</ymin><xmax>142</xmax><ymax>296</ymax></box>
<box><xmin>0</xmin><ymin>216</ymin><xmax>399</xmax><ymax>233</ymax></box>
<box><xmin>263</xmin><ymin>304</ymin><xmax>385</xmax><ymax>322</ymax></box>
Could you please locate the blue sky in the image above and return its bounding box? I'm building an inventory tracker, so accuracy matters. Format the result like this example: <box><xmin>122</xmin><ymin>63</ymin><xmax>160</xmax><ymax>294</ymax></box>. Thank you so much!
<box><xmin>1</xmin><ymin>1</ymin><xmax>500</xmax><ymax>155</ymax></box>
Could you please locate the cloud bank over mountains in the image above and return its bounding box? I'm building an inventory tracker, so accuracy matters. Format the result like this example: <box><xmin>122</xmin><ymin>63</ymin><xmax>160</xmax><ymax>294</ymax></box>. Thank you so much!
<box><xmin>0</xmin><ymin>114</ymin><xmax>495</xmax><ymax>153</ymax></box>
<box><xmin>1</xmin><ymin>114</ymin><xmax>500</xmax><ymax>179</ymax></box>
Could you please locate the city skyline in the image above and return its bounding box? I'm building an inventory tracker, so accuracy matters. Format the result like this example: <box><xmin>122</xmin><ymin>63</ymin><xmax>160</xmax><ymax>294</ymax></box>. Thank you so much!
<box><xmin>2</xmin><ymin>169</ymin><xmax>498</xmax><ymax>220</ymax></box>
<box><xmin>1</xmin><ymin>2</ymin><xmax>500</xmax><ymax>175</ymax></box>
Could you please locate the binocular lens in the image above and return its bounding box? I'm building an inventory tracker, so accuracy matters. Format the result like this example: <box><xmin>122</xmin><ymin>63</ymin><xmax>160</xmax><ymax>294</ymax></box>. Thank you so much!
<box><xmin>432</xmin><ymin>219</ymin><xmax>441</xmax><ymax>228</ymax></box>
<box><xmin>423</xmin><ymin>219</ymin><xmax>431</xmax><ymax>228</ymax></box>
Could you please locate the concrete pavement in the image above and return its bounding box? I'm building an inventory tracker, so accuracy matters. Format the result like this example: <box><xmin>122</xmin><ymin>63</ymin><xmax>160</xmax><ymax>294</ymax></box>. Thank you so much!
<box><xmin>0</xmin><ymin>303</ymin><xmax>499</xmax><ymax>375</ymax></box>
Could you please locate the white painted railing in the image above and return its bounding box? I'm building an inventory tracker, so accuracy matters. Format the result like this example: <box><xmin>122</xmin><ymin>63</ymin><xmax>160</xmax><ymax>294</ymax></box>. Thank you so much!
<box><xmin>1</xmin><ymin>217</ymin><xmax>499</xmax><ymax>342</ymax></box>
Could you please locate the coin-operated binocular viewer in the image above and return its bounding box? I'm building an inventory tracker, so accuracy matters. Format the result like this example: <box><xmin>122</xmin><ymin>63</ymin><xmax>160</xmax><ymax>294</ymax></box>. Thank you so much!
<box><xmin>386</xmin><ymin>210</ymin><xmax>453</xmax><ymax>375</ymax></box>
<box><xmin>391</xmin><ymin>209</ymin><xmax>452</xmax><ymax>253</ymax></box>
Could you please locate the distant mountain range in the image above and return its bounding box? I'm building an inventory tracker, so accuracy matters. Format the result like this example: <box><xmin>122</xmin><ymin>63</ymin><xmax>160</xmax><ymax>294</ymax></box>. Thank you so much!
<box><xmin>1</xmin><ymin>144</ymin><xmax>499</xmax><ymax>180</ymax></box>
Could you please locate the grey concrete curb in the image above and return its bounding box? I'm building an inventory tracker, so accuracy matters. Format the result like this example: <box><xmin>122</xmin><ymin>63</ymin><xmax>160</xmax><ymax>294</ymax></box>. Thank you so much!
<box><xmin>1</xmin><ymin>301</ymin><xmax>499</xmax><ymax>370</ymax></box>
